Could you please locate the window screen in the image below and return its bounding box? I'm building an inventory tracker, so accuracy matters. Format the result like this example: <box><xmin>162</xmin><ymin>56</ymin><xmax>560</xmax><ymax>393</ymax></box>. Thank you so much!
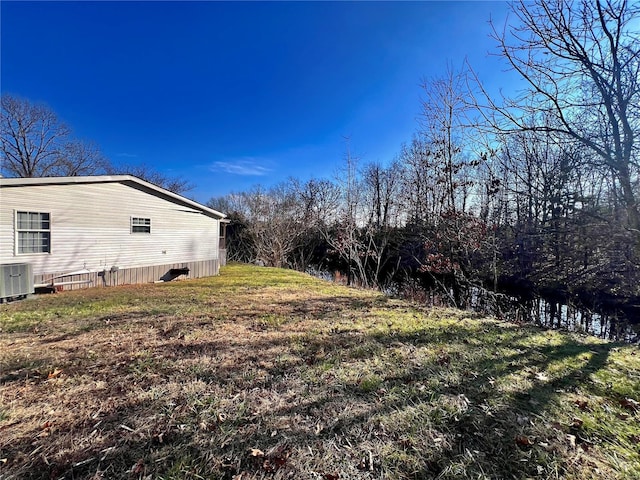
<box><xmin>17</xmin><ymin>211</ymin><xmax>51</xmax><ymax>253</ymax></box>
<box><xmin>131</xmin><ymin>217</ymin><xmax>151</xmax><ymax>233</ymax></box>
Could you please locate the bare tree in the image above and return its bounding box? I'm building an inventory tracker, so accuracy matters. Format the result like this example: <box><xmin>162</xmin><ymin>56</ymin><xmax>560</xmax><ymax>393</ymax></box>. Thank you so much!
<box><xmin>111</xmin><ymin>163</ymin><xmax>193</xmax><ymax>194</ymax></box>
<box><xmin>399</xmin><ymin>135</ymin><xmax>439</xmax><ymax>223</ymax></box>
<box><xmin>207</xmin><ymin>193</ymin><xmax>256</xmax><ymax>264</ymax></box>
<box><xmin>210</xmin><ymin>183</ymin><xmax>311</xmax><ymax>268</ymax></box>
<box><xmin>400</xmin><ymin>68</ymin><xmax>481</xmax><ymax>223</ymax></box>
<box><xmin>360</xmin><ymin>160</ymin><xmax>404</xmax><ymax>286</ymax></box>
<box><xmin>292</xmin><ymin>177</ymin><xmax>341</xmax><ymax>227</ymax></box>
<box><xmin>363</xmin><ymin>160</ymin><xmax>403</xmax><ymax>229</ymax></box>
<box><xmin>245</xmin><ymin>184</ymin><xmax>308</xmax><ymax>268</ymax></box>
<box><xmin>54</xmin><ymin>140</ymin><xmax>111</xmax><ymax>176</ymax></box>
<box><xmin>290</xmin><ymin>178</ymin><xmax>341</xmax><ymax>270</ymax></box>
<box><xmin>1</xmin><ymin>94</ymin><xmax>114</xmax><ymax>178</ymax></box>
<box><xmin>1</xmin><ymin>95</ymin><xmax>192</xmax><ymax>194</ymax></box>
<box><xmin>1</xmin><ymin>94</ymin><xmax>70</xmax><ymax>177</ymax></box>
<box><xmin>477</xmin><ymin>0</ymin><xmax>640</xmax><ymax>230</ymax></box>
<box><xmin>419</xmin><ymin>67</ymin><xmax>476</xmax><ymax>213</ymax></box>
<box><xmin>330</xmin><ymin>140</ymin><xmax>369</xmax><ymax>285</ymax></box>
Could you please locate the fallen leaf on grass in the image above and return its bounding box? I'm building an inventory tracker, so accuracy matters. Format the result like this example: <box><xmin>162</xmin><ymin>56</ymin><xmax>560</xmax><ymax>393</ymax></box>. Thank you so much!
<box><xmin>579</xmin><ymin>440</ymin><xmax>592</xmax><ymax>452</ymax></box>
<box><xmin>515</xmin><ymin>435</ymin><xmax>534</xmax><ymax>447</ymax></box>
<box><xmin>248</xmin><ymin>445</ymin><xmax>289</xmax><ymax>473</ymax></box>
<box><xmin>436</xmin><ymin>352</ymin><xmax>450</xmax><ymax>366</ymax></box>
<box><xmin>250</xmin><ymin>448</ymin><xmax>265</xmax><ymax>457</ymax></box>
<box><xmin>48</xmin><ymin>369</ymin><xmax>62</xmax><ymax>379</ymax></box>
<box><xmin>398</xmin><ymin>438</ymin><xmax>412</xmax><ymax>449</ymax></box>
<box><xmin>262</xmin><ymin>445</ymin><xmax>289</xmax><ymax>472</ymax></box>
<box><xmin>37</xmin><ymin>421</ymin><xmax>54</xmax><ymax>437</ymax></box>
<box><xmin>272</xmin><ymin>455</ymin><xmax>287</xmax><ymax>467</ymax></box>
<box><xmin>323</xmin><ymin>474</ymin><xmax>339</xmax><ymax>480</ymax></box>
<box><xmin>620</xmin><ymin>398</ymin><xmax>639</xmax><ymax>412</ymax></box>
<box><xmin>262</xmin><ymin>459</ymin><xmax>276</xmax><ymax>473</ymax></box>
<box><xmin>131</xmin><ymin>459</ymin><xmax>144</xmax><ymax>474</ymax></box>
<box><xmin>262</xmin><ymin>457</ymin><xmax>284</xmax><ymax>473</ymax></box>
<box><xmin>574</xmin><ymin>399</ymin><xmax>589</xmax><ymax>410</ymax></box>
<box><xmin>570</xmin><ymin>417</ymin><xmax>584</xmax><ymax>428</ymax></box>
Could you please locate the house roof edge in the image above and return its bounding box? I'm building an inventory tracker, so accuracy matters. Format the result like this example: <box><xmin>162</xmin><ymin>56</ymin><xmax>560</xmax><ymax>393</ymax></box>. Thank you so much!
<box><xmin>0</xmin><ymin>175</ymin><xmax>226</xmax><ymax>219</ymax></box>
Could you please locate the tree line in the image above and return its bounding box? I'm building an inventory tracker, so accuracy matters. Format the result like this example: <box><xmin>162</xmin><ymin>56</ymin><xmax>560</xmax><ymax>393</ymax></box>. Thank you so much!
<box><xmin>208</xmin><ymin>1</ymin><xmax>640</xmax><ymax>328</ymax></box>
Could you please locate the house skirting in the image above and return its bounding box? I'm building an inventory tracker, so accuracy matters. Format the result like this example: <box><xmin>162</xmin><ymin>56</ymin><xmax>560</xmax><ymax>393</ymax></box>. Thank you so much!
<box><xmin>33</xmin><ymin>259</ymin><xmax>221</xmax><ymax>291</ymax></box>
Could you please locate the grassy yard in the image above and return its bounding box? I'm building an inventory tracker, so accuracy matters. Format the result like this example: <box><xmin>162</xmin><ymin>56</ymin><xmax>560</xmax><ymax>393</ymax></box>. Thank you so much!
<box><xmin>0</xmin><ymin>264</ymin><xmax>639</xmax><ymax>480</ymax></box>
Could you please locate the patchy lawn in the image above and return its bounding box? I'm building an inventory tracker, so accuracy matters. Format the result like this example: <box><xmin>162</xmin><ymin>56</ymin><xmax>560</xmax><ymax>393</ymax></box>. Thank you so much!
<box><xmin>0</xmin><ymin>264</ymin><xmax>639</xmax><ymax>480</ymax></box>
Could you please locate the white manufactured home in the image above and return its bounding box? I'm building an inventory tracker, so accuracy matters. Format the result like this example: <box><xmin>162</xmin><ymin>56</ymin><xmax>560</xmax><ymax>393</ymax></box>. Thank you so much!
<box><xmin>0</xmin><ymin>175</ymin><xmax>227</xmax><ymax>294</ymax></box>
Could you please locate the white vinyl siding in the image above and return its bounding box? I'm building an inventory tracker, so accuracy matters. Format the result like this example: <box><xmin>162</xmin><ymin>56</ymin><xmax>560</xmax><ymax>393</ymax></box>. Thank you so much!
<box><xmin>16</xmin><ymin>211</ymin><xmax>51</xmax><ymax>254</ymax></box>
<box><xmin>0</xmin><ymin>181</ymin><xmax>220</xmax><ymax>276</ymax></box>
<box><xmin>131</xmin><ymin>217</ymin><xmax>151</xmax><ymax>233</ymax></box>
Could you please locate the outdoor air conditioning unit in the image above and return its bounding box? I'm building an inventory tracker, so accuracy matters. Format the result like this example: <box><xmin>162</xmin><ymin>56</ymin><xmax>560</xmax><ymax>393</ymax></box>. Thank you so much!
<box><xmin>0</xmin><ymin>263</ymin><xmax>34</xmax><ymax>302</ymax></box>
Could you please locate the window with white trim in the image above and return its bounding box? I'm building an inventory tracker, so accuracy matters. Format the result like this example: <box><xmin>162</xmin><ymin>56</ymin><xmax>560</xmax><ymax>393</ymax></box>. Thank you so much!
<box><xmin>16</xmin><ymin>211</ymin><xmax>51</xmax><ymax>254</ymax></box>
<box><xmin>131</xmin><ymin>217</ymin><xmax>151</xmax><ymax>233</ymax></box>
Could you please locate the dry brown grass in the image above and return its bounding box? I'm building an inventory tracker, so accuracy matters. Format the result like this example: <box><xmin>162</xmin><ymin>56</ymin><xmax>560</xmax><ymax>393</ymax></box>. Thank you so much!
<box><xmin>1</xmin><ymin>264</ymin><xmax>639</xmax><ymax>479</ymax></box>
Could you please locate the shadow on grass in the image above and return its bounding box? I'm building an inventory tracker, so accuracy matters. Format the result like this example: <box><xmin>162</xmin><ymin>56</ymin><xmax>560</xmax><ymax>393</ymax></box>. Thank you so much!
<box><xmin>0</xmin><ymin>286</ymin><xmax>635</xmax><ymax>479</ymax></box>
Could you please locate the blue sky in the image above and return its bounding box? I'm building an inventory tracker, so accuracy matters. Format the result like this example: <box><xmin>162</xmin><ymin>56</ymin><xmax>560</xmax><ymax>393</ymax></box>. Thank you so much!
<box><xmin>2</xmin><ymin>1</ymin><xmax>517</xmax><ymax>203</ymax></box>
